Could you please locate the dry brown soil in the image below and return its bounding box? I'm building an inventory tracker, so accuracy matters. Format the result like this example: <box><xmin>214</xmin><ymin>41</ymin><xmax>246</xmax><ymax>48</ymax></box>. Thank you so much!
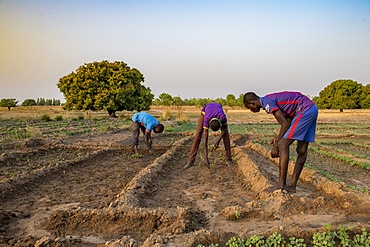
<box><xmin>1</xmin><ymin>119</ymin><xmax>370</xmax><ymax>246</ymax></box>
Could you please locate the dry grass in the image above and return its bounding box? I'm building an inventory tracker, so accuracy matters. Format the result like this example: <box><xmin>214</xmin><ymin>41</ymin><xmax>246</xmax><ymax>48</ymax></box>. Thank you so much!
<box><xmin>1</xmin><ymin>106</ymin><xmax>370</xmax><ymax>124</ymax></box>
<box><xmin>0</xmin><ymin>106</ymin><xmax>131</xmax><ymax>121</ymax></box>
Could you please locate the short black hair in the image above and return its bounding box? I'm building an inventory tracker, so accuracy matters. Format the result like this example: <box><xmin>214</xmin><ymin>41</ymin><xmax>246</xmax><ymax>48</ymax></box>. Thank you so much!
<box><xmin>154</xmin><ymin>124</ymin><xmax>164</xmax><ymax>133</ymax></box>
<box><xmin>243</xmin><ymin>92</ymin><xmax>259</xmax><ymax>105</ymax></box>
<box><xmin>209</xmin><ymin>119</ymin><xmax>221</xmax><ymax>131</ymax></box>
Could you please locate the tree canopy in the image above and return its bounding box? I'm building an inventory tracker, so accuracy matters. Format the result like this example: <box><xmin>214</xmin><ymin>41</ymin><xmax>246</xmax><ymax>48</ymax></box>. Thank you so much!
<box><xmin>57</xmin><ymin>60</ymin><xmax>153</xmax><ymax>117</ymax></box>
<box><xmin>0</xmin><ymin>98</ymin><xmax>18</xmax><ymax>110</ymax></box>
<box><xmin>22</xmin><ymin>99</ymin><xmax>37</xmax><ymax>106</ymax></box>
<box><xmin>312</xmin><ymin>79</ymin><xmax>363</xmax><ymax>109</ymax></box>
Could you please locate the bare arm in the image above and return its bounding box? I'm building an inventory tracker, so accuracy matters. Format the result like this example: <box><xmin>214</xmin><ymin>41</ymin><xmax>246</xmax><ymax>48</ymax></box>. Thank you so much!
<box><xmin>144</xmin><ymin>130</ymin><xmax>154</xmax><ymax>154</ymax></box>
<box><xmin>213</xmin><ymin>124</ymin><xmax>227</xmax><ymax>149</ymax></box>
<box><xmin>270</xmin><ymin>110</ymin><xmax>290</xmax><ymax>158</ymax></box>
<box><xmin>203</xmin><ymin>129</ymin><xmax>210</xmax><ymax>168</ymax></box>
<box><xmin>273</xmin><ymin>110</ymin><xmax>291</xmax><ymax>141</ymax></box>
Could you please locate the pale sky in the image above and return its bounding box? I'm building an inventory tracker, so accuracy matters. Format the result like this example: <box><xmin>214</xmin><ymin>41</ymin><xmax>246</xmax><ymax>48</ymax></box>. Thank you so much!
<box><xmin>1</xmin><ymin>0</ymin><xmax>370</xmax><ymax>103</ymax></box>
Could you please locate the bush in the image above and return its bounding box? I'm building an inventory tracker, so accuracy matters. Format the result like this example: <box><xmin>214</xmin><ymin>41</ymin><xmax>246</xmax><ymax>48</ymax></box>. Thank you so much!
<box><xmin>40</xmin><ymin>114</ymin><xmax>52</xmax><ymax>122</ymax></box>
<box><xmin>161</xmin><ymin>109</ymin><xmax>173</xmax><ymax>121</ymax></box>
<box><xmin>175</xmin><ymin>112</ymin><xmax>189</xmax><ymax>123</ymax></box>
<box><xmin>55</xmin><ymin>115</ymin><xmax>63</xmax><ymax>121</ymax></box>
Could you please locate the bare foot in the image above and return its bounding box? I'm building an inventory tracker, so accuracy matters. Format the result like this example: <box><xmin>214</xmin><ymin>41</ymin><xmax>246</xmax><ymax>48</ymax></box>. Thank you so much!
<box><xmin>264</xmin><ymin>185</ymin><xmax>283</xmax><ymax>193</ymax></box>
<box><xmin>227</xmin><ymin>161</ymin><xmax>234</xmax><ymax>167</ymax></box>
<box><xmin>284</xmin><ymin>185</ymin><xmax>297</xmax><ymax>193</ymax></box>
<box><xmin>183</xmin><ymin>162</ymin><xmax>194</xmax><ymax>169</ymax></box>
<box><xmin>203</xmin><ymin>161</ymin><xmax>210</xmax><ymax>169</ymax></box>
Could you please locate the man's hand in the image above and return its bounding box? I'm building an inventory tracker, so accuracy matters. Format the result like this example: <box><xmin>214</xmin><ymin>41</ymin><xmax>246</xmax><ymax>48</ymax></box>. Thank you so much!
<box><xmin>213</xmin><ymin>140</ymin><xmax>220</xmax><ymax>149</ymax></box>
<box><xmin>270</xmin><ymin>138</ymin><xmax>277</xmax><ymax>145</ymax></box>
<box><xmin>271</xmin><ymin>146</ymin><xmax>279</xmax><ymax>158</ymax></box>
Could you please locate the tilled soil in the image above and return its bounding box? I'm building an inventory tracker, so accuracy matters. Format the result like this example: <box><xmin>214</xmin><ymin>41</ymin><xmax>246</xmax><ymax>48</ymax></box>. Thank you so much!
<box><xmin>1</xmin><ymin>128</ymin><xmax>370</xmax><ymax>247</ymax></box>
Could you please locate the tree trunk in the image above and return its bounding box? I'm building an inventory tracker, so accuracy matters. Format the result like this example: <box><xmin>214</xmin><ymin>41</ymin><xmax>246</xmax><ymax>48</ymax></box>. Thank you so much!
<box><xmin>107</xmin><ymin>109</ymin><xmax>117</xmax><ymax>118</ymax></box>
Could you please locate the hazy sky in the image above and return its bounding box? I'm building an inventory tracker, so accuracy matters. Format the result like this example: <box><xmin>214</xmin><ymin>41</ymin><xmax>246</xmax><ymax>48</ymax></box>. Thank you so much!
<box><xmin>1</xmin><ymin>0</ymin><xmax>370</xmax><ymax>103</ymax></box>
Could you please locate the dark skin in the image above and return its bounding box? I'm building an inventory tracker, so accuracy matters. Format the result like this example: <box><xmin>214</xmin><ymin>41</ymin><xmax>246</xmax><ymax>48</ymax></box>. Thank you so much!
<box><xmin>144</xmin><ymin>130</ymin><xmax>154</xmax><ymax>154</ymax></box>
<box><xmin>135</xmin><ymin>124</ymin><xmax>162</xmax><ymax>155</ymax></box>
<box><xmin>244</xmin><ymin>98</ymin><xmax>309</xmax><ymax>193</ymax></box>
<box><xmin>202</xmin><ymin>124</ymin><xmax>232</xmax><ymax>169</ymax></box>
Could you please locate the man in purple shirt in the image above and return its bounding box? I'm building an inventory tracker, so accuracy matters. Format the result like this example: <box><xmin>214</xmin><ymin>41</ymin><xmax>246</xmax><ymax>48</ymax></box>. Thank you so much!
<box><xmin>184</xmin><ymin>102</ymin><xmax>233</xmax><ymax>169</ymax></box>
<box><xmin>132</xmin><ymin>112</ymin><xmax>164</xmax><ymax>155</ymax></box>
<box><xmin>243</xmin><ymin>91</ymin><xmax>318</xmax><ymax>193</ymax></box>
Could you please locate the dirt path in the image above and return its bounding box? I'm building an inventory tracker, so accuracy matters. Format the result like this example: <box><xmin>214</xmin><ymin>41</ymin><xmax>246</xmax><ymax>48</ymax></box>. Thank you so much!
<box><xmin>1</xmin><ymin>129</ymin><xmax>370</xmax><ymax>246</ymax></box>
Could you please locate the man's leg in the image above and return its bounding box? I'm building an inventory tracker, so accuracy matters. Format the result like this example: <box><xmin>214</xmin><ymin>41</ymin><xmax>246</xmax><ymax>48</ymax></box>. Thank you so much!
<box><xmin>139</xmin><ymin>125</ymin><xmax>148</xmax><ymax>147</ymax></box>
<box><xmin>139</xmin><ymin>125</ymin><xmax>146</xmax><ymax>135</ymax></box>
<box><xmin>286</xmin><ymin>141</ymin><xmax>308</xmax><ymax>192</ymax></box>
<box><xmin>132</xmin><ymin>122</ymin><xmax>140</xmax><ymax>153</ymax></box>
<box><xmin>283</xmin><ymin>106</ymin><xmax>317</xmax><ymax>192</ymax></box>
<box><xmin>222</xmin><ymin>128</ymin><xmax>233</xmax><ymax>166</ymax></box>
<box><xmin>265</xmin><ymin>138</ymin><xmax>294</xmax><ymax>192</ymax></box>
<box><xmin>185</xmin><ymin>114</ymin><xmax>204</xmax><ymax>168</ymax></box>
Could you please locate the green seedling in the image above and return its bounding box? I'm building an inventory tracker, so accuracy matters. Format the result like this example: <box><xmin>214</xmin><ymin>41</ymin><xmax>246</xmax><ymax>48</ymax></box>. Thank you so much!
<box><xmin>131</xmin><ymin>153</ymin><xmax>143</xmax><ymax>158</ymax></box>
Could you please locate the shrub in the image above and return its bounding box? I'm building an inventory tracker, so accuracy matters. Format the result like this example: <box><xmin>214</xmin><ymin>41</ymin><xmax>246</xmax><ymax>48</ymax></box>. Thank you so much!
<box><xmin>161</xmin><ymin>109</ymin><xmax>173</xmax><ymax>121</ymax></box>
<box><xmin>175</xmin><ymin>112</ymin><xmax>189</xmax><ymax>123</ymax></box>
<box><xmin>40</xmin><ymin>114</ymin><xmax>52</xmax><ymax>122</ymax></box>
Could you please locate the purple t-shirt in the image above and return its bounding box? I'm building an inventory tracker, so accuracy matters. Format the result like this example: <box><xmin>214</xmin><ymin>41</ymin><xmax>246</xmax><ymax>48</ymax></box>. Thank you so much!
<box><xmin>260</xmin><ymin>91</ymin><xmax>314</xmax><ymax>118</ymax></box>
<box><xmin>201</xmin><ymin>102</ymin><xmax>227</xmax><ymax>129</ymax></box>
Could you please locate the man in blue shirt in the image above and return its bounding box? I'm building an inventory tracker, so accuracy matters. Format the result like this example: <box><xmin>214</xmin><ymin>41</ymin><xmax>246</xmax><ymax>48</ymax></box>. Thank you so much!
<box><xmin>132</xmin><ymin>112</ymin><xmax>164</xmax><ymax>154</ymax></box>
<box><xmin>243</xmin><ymin>91</ymin><xmax>318</xmax><ymax>193</ymax></box>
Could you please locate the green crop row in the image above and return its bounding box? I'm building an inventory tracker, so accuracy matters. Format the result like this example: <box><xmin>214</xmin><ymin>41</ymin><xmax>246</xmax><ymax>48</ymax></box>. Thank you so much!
<box><xmin>316</xmin><ymin>141</ymin><xmax>370</xmax><ymax>157</ymax></box>
<box><xmin>309</xmin><ymin>146</ymin><xmax>370</xmax><ymax>171</ymax></box>
<box><xmin>0</xmin><ymin>118</ymin><xmax>128</xmax><ymax>141</ymax></box>
<box><xmin>197</xmin><ymin>225</ymin><xmax>370</xmax><ymax>247</ymax></box>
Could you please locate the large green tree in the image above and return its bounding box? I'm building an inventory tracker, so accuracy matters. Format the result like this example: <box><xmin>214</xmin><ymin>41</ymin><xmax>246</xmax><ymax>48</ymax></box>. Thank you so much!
<box><xmin>313</xmin><ymin>79</ymin><xmax>363</xmax><ymax>109</ymax></box>
<box><xmin>57</xmin><ymin>60</ymin><xmax>153</xmax><ymax>117</ymax></box>
<box><xmin>359</xmin><ymin>84</ymin><xmax>370</xmax><ymax>109</ymax></box>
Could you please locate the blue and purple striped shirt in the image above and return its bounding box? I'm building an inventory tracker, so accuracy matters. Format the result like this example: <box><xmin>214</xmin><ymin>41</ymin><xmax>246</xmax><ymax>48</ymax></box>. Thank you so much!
<box><xmin>260</xmin><ymin>91</ymin><xmax>314</xmax><ymax>118</ymax></box>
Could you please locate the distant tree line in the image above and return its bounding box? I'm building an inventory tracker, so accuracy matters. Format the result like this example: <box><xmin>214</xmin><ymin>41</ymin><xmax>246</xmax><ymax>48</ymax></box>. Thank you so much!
<box><xmin>153</xmin><ymin>79</ymin><xmax>369</xmax><ymax>110</ymax></box>
<box><xmin>0</xmin><ymin>98</ymin><xmax>61</xmax><ymax>111</ymax></box>
<box><xmin>21</xmin><ymin>98</ymin><xmax>61</xmax><ymax>106</ymax></box>
<box><xmin>152</xmin><ymin>93</ymin><xmax>245</xmax><ymax>108</ymax></box>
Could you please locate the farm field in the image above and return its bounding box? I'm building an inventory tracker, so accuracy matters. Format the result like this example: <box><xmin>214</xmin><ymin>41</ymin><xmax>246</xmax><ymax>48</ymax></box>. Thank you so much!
<box><xmin>1</xmin><ymin>106</ymin><xmax>370</xmax><ymax>246</ymax></box>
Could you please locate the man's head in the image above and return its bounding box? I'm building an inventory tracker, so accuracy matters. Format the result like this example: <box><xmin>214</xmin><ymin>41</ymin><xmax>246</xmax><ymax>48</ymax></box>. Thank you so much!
<box><xmin>243</xmin><ymin>92</ymin><xmax>261</xmax><ymax>112</ymax></box>
<box><xmin>153</xmin><ymin>124</ymin><xmax>164</xmax><ymax>133</ymax></box>
<box><xmin>209</xmin><ymin>118</ymin><xmax>221</xmax><ymax>131</ymax></box>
